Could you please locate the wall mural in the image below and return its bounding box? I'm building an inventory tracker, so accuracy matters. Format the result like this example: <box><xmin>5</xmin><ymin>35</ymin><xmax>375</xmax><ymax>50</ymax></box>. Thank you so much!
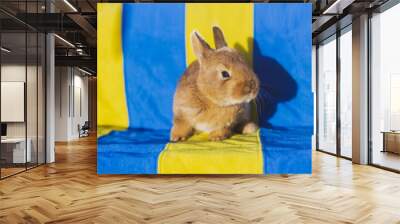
<box><xmin>97</xmin><ymin>3</ymin><xmax>313</xmax><ymax>174</ymax></box>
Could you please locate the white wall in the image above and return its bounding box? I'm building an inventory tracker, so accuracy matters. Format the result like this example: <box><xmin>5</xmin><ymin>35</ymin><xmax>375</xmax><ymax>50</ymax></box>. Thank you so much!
<box><xmin>1</xmin><ymin>65</ymin><xmax>26</xmax><ymax>140</ymax></box>
<box><xmin>72</xmin><ymin>73</ymin><xmax>89</xmax><ymax>138</ymax></box>
<box><xmin>55</xmin><ymin>67</ymin><xmax>70</xmax><ymax>141</ymax></box>
<box><xmin>1</xmin><ymin>63</ymin><xmax>46</xmax><ymax>164</ymax></box>
<box><xmin>1</xmin><ymin>65</ymin><xmax>40</xmax><ymax>138</ymax></box>
<box><xmin>55</xmin><ymin>67</ymin><xmax>89</xmax><ymax>141</ymax></box>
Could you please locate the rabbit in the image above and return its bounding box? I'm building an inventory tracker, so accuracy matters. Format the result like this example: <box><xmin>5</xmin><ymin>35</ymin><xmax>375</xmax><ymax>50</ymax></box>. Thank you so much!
<box><xmin>170</xmin><ymin>26</ymin><xmax>260</xmax><ymax>142</ymax></box>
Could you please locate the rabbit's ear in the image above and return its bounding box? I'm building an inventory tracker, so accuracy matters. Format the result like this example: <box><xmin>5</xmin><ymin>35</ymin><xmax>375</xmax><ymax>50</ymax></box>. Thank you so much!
<box><xmin>191</xmin><ymin>31</ymin><xmax>212</xmax><ymax>61</ymax></box>
<box><xmin>213</xmin><ymin>26</ymin><xmax>227</xmax><ymax>49</ymax></box>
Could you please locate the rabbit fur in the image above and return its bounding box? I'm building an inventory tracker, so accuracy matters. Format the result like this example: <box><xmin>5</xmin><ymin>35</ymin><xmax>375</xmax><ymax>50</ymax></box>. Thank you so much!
<box><xmin>170</xmin><ymin>26</ymin><xmax>260</xmax><ymax>142</ymax></box>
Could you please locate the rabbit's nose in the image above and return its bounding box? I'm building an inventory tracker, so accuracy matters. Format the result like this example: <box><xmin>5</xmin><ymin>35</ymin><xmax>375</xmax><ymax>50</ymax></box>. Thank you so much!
<box><xmin>244</xmin><ymin>80</ymin><xmax>256</xmax><ymax>94</ymax></box>
<box><xmin>249</xmin><ymin>80</ymin><xmax>256</xmax><ymax>89</ymax></box>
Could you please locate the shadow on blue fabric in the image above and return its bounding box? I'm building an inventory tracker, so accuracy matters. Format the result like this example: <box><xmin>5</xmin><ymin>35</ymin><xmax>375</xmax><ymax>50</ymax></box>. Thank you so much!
<box><xmin>253</xmin><ymin>40</ymin><xmax>298</xmax><ymax>129</ymax></box>
<box><xmin>234</xmin><ymin>39</ymin><xmax>298</xmax><ymax>129</ymax></box>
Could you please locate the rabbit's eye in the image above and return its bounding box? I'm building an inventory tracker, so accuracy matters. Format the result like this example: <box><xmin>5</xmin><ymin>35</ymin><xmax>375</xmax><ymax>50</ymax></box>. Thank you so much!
<box><xmin>221</xmin><ymin>70</ymin><xmax>231</xmax><ymax>79</ymax></box>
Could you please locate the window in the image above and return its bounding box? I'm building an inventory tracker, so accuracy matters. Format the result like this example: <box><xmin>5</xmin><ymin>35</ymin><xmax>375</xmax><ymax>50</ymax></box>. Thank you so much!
<box><xmin>317</xmin><ymin>25</ymin><xmax>353</xmax><ymax>159</ymax></box>
<box><xmin>339</xmin><ymin>27</ymin><xmax>352</xmax><ymax>158</ymax></box>
<box><xmin>370</xmin><ymin>3</ymin><xmax>400</xmax><ymax>171</ymax></box>
<box><xmin>317</xmin><ymin>35</ymin><xmax>337</xmax><ymax>154</ymax></box>
<box><xmin>0</xmin><ymin>1</ymin><xmax>47</xmax><ymax>179</ymax></box>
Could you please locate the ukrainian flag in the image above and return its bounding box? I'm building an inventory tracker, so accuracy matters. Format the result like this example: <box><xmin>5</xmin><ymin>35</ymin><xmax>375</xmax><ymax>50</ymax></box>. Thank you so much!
<box><xmin>97</xmin><ymin>3</ymin><xmax>313</xmax><ymax>174</ymax></box>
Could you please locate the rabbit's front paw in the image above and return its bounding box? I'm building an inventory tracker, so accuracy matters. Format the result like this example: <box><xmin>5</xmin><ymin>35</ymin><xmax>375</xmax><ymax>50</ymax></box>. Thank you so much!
<box><xmin>170</xmin><ymin>123</ymin><xmax>193</xmax><ymax>142</ymax></box>
<box><xmin>170</xmin><ymin>133</ymin><xmax>190</xmax><ymax>142</ymax></box>
<box><xmin>209</xmin><ymin>128</ymin><xmax>232</xmax><ymax>141</ymax></box>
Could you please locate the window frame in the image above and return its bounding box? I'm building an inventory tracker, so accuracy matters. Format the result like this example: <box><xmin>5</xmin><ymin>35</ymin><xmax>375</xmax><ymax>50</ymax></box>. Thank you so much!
<box><xmin>316</xmin><ymin>24</ymin><xmax>353</xmax><ymax>161</ymax></box>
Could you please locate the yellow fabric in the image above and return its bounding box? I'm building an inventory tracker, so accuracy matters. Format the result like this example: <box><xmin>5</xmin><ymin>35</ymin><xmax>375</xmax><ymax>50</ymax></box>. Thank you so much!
<box><xmin>97</xmin><ymin>4</ymin><xmax>129</xmax><ymax>137</ymax></box>
<box><xmin>158</xmin><ymin>131</ymin><xmax>263</xmax><ymax>174</ymax></box>
<box><xmin>185</xmin><ymin>3</ymin><xmax>254</xmax><ymax>66</ymax></box>
<box><xmin>159</xmin><ymin>3</ymin><xmax>263</xmax><ymax>174</ymax></box>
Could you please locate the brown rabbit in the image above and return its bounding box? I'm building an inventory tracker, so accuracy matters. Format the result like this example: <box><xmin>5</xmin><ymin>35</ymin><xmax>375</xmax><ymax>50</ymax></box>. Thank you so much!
<box><xmin>170</xmin><ymin>26</ymin><xmax>260</xmax><ymax>142</ymax></box>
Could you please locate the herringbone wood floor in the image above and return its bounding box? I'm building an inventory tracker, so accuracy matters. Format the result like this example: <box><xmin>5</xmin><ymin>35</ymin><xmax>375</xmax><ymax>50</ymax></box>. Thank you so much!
<box><xmin>1</xmin><ymin>135</ymin><xmax>400</xmax><ymax>224</ymax></box>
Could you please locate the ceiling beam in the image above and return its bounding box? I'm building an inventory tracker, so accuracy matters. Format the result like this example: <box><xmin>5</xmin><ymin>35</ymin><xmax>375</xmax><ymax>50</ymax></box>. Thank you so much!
<box><xmin>55</xmin><ymin>55</ymin><xmax>96</xmax><ymax>71</ymax></box>
<box><xmin>67</xmin><ymin>13</ymin><xmax>97</xmax><ymax>39</ymax></box>
<box><xmin>322</xmin><ymin>0</ymin><xmax>356</xmax><ymax>14</ymax></box>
